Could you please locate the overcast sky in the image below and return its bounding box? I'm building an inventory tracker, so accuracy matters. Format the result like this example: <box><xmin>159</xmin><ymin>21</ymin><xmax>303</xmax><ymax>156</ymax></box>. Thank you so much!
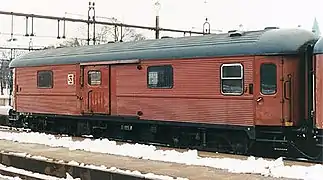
<box><xmin>0</xmin><ymin>0</ymin><xmax>322</xmax><ymax>50</ymax></box>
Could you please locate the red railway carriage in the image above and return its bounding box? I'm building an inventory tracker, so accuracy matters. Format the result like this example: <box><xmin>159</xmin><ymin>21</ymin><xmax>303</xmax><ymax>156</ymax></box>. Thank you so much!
<box><xmin>8</xmin><ymin>28</ymin><xmax>323</xmax><ymax>158</ymax></box>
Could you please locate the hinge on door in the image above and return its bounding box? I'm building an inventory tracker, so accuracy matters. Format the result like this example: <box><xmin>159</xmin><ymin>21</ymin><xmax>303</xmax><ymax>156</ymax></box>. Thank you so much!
<box><xmin>280</xmin><ymin>58</ymin><xmax>284</xmax><ymax>64</ymax></box>
<box><xmin>280</xmin><ymin>76</ymin><xmax>284</xmax><ymax>81</ymax></box>
<box><xmin>280</xmin><ymin>99</ymin><xmax>284</xmax><ymax>103</ymax></box>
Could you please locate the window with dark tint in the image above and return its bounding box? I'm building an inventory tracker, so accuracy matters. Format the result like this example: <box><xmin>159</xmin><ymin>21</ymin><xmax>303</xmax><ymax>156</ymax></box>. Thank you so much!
<box><xmin>88</xmin><ymin>70</ymin><xmax>101</xmax><ymax>85</ymax></box>
<box><xmin>221</xmin><ymin>63</ymin><xmax>243</xmax><ymax>95</ymax></box>
<box><xmin>37</xmin><ymin>70</ymin><xmax>53</xmax><ymax>88</ymax></box>
<box><xmin>147</xmin><ymin>65</ymin><xmax>173</xmax><ymax>88</ymax></box>
<box><xmin>260</xmin><ymin>63</ymin><xmax>277</xmax><ymax>95</ymax></box>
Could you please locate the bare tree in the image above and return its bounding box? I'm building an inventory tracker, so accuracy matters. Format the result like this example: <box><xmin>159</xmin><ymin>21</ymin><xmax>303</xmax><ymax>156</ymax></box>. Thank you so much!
<box><xmin>131</xmin><ymin>33</ymin><xmax>146</xmax><ymax>42</ymax></box>
<box><xmin>0</xmin><ymin>50</ymin><xmax>25</xmax><ymax>95</ymax></box>
<box><xmin>0</xmin><ymin>59</ymin><xmax>9</xmax><ymax>95</ymax></box>
<box><xmin>100</xmin><ymin>18</ymin><xmax>146</xmax><ymax>43</ymax></box>
<box><xmin>59</xmin><ymin>17</ymin><xmax>146</xmax><ymax>47</ymax></box>
<box><xmin>58</xmin><ymin>38</ymin><xmax>88</xmax><ymax>48</ymax></box>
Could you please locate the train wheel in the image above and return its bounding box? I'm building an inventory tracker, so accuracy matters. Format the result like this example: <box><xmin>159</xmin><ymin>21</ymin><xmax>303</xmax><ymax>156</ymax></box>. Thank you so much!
<box><xmin>207</xmin><ymin>134</ymin><xmax>233</xmax><ymax>153</ymax></box>
<box><xmin>232</xmin><ymin>138</ymin><xmax>250</xmax><ymax>155</ymax></box>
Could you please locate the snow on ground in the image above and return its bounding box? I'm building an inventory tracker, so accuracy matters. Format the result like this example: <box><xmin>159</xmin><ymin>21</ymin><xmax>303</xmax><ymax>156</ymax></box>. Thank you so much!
<box><xmin>0</xmin><ymin>131</ymin><xmax>323</xmax><ymax>180</ymax></box>
<box><xmin>0</xmin><ymin>162</ymin><xmax>79</xmax><ymax>180</ymax></box>
<box><xmin>0</xmin><ymin>89</ymin><xmax>12</xmax><ymax>115</ymax></box>
<box><xmin>0</xmin><ymin>174</ymin><xmax>21</xmax><ymax>180</ymax></box>
<box><xmin>0</xmin><ymin>106</ymin><xmax>12</xmax><ymax>116</ymax></box>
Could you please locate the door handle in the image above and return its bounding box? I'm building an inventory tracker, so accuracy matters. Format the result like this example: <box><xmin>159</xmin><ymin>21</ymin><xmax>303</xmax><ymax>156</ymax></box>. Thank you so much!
<box><xmin>256</xmin><ymin>97</ymin><xmax>263</xmax><ymax>102</ymax></box>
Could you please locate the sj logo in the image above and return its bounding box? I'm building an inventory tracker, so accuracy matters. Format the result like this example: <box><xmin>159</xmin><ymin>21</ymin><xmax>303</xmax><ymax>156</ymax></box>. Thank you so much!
<box><xmin>67</xmin><ymin>74</ymin><xmax>74</xmax><ymax>85</ymax></box>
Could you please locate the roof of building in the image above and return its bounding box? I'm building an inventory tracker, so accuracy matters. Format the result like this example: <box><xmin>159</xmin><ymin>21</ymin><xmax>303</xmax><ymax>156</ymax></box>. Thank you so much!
<box><xmin>9</xmin><ymin>28</ymin><xmax>317</xmax><ymax>68</ymax></box>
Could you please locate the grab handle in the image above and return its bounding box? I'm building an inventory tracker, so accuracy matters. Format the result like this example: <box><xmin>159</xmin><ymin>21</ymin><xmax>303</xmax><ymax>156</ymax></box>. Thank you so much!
<box><xmin>87</xmin><ymin>90</ymin><xmax>93</xmax><ymax>111</ymax></box>
<box><xmin>283</xmin><ymin>81</ymin><xmax>290</xmax><ymax>100</ymax></box>
<box><xmin>283</xmin><ymin>74</ymin><xmax>292</xmax><ymax>100</ymax></box>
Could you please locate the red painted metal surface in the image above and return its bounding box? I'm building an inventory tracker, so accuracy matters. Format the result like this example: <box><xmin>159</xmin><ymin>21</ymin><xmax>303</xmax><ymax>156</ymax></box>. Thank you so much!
<box><xmin>315</xmin><ymin>55</ymin><xmax>323</xmax><ymax>129</ymax></box>
<box><xmin>82</xmin><ymin>65</ymin><xmax>110</xmax><ymax>114</ymax></box>
<box><xmin>113</xmin><ymin>57</ymin><xmax>255</xmax><ymax>126</ymax></box>
<box><xmin>254</xmin><ymin>56</ymin><xmax>303</xmax><ymax>126</ymax></box>
<box><xmin>282</xmin><ymin>56</ymin><xmax>302</xmax><ymax>126</ymax></box>
<box><xmin>253</xmin><ymin>56</ymin><xmax>300</xmax><ymax>126</ymax></box>
<box><xmin>12</xmin><ymin>54</ymin><xmax>307</xmax><ymax>128</ymax></box>
<box><xmin>254</xmin><ymin>56</ymin><xmax>283</xmax><ymax>126</ymax></box>
<box><xmin>14</xmin><ymin>64</ymin><xmax>81</xmax><ymax>115</ymax></box>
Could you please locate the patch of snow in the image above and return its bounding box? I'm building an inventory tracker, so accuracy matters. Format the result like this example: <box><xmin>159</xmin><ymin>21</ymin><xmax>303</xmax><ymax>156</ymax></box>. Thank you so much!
<box><xmin>0</xmin><ymin>88</ymin><xmax>11</xmax><ymax>97</ymax></box>
<box><xmin>67</xmin><ymin>160</ymin><xmax>79</xmax><ymax>166</ymax></box>
<box><xmin>29</xmin><ymin>155</ymin><xmax>49</xmax><ymax>161</ymax></box>
<box><xmin>6</xmin><ymin>152</ymin><xmax>28</xmax><ymax>157</ymax></box>
<box><xmin>0</xmin><ymin>174</ymin><xmax>22</xmax><ymax>180</ymax></box>
<box><xmin>0</xmin><ymin>131</ymin><xmax>322</xmax><ymax>180</ymax></box>
<box><xmin>81</xmin><ymin>135</ymin><xmax>93</xmax><ymax>138</ymax></box>
<box><xmin>0</xmin><ymin>95</ymin><xmax>10</xmax><ymax>99</ymax></box>
<box><xmin>0</xmin><ymin>105</ymin><xmax>12</xmax><ymax>116</ymax></box>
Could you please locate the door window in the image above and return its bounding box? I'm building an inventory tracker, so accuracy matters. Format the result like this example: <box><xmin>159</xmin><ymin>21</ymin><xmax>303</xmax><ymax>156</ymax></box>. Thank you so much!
<box><xmin>88</xmin><ymin>70</ymin><xmax>101</xmax><ymax>85</ymax></box>
<box><xmin>260</xmin><ymin>63</ymin><xmax>277</xmax><ymax>95</ymax></box>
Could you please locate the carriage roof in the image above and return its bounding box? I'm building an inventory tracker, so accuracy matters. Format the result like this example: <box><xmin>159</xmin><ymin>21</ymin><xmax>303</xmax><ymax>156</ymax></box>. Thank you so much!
<box><xmin>9</xmin><ymin>28</ymin><xmax>317</xmax><ymax>68</ymax></box>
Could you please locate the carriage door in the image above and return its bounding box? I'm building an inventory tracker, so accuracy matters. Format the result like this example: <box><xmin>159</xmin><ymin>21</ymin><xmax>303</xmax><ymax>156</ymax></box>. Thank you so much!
<box><xmin>82</xmin><ymin>65</ymin><xmax>110</xmax><ymax>114</ymax></box>
<box><xmin>255</xmin><ymin>57</ymin><xmax>283</xmax><ymax>126</ymax></box>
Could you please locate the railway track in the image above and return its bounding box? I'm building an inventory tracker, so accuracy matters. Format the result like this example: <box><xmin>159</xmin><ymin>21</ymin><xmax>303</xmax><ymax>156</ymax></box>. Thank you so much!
<box><xmin>0</xmin><ymin>163</ymin><xmax>70</xmax><ymax>180</ymax></box>
<box><xmin>0</xmin><ymin>124</ymin><xmax>321</xmax><ymax>167</ymax></box>
<box><xmin>0</xmin><ymin>125</ymin><xmax>31</xmax><ymax>133</ymax></box>
<box><xmin>0</xmin><ymin>150</ymin><xmax>160</xmax><ymax>180</ymax></box>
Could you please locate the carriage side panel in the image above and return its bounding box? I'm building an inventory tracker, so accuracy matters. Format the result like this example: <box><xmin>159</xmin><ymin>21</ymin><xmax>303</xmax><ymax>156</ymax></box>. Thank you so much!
<box><xmin>113</xmin><ymin>57</ymin><xmax>255</xmax><ymax>126</ymax></box>
<box><xmin>14</xmin><ymin>64</ymin><xmax>81</xmax><ymax>115</ymax></box>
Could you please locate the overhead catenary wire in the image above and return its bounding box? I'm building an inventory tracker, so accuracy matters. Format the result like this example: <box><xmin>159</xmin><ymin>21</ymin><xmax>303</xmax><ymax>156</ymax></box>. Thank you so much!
<box><xmin>0</xmin><ymin>32</ymin><xmax>88</xmax><ymax>41</ymax></box>
<box><xmin>0</xmin><ymin>10</ymin><xmax>206</xmax><ymax>37</ymax></box>
<box><xmin>0</xmin><ymin>46</ymin><xmax>43</xmax><ymax>51</ymax></box>
<box><xmin>0</xmin><ymin>2</ymin><xmax>213</xmax><ymax>60</ymax></box>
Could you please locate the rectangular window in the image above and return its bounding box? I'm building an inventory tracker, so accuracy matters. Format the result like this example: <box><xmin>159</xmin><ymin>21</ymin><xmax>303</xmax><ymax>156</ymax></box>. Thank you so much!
<box><xmin>88</xmin><ymin>70</ymin><xmax>101</xmax><ymax>85</ymax></box>
<box><xmin>260</xmin><ymin>63</ymin><xmax>277</xmax><ymax>95</ymax></box>
<box><xmin>37</xmin><ymin>70</ymin><xmax>53</xmax><ymax>88</ymax></box>
<box><xmin>221</xmin><ymin>63</ymin><xmax>243</xmax><ymax>95</ymax></box>
<box><xmin>147</xmin><ymin>65</ymin><xmax>173</xmax><ymax>88</ymax></box>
